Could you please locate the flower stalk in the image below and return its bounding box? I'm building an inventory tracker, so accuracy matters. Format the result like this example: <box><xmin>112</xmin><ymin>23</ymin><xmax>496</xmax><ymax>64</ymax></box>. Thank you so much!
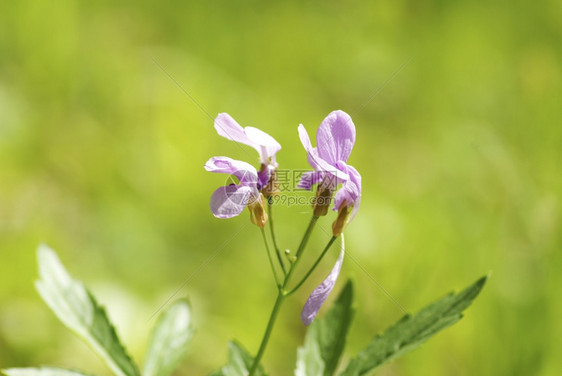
<box><xmin>288</xmin><ymin>236</ymin><xmax>338</xmax><ymax>295</ymax></box>
<box><xmin>248</xmin><ymin>290</ymin><xmax>286</xmax><ymax>376</ymax></box>
<box><xmin>267</xmin><ymin>197</ymin><xmax>286</xmax><ymax>275</ymax></box>
<box><xmin>249</xmin><ymin>215</ymin><xmax>318</xmax><ymax>376</ymax></box>
<box><xmin>260</xmin><ymin>228</ymin><xmax>281</xmax><ymax>288</ymax></box>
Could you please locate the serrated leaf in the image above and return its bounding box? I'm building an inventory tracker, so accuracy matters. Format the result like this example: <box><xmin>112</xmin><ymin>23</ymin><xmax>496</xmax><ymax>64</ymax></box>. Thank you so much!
<box><xmin>296</xmin><ymin>280</ymin><xmax>354</xmax><ymax>376</ymax></box>
<box><xmin>339</xmin><ymin>275</ymin><xmax>488</xmax><ymax>376</ymax></box>
<box><xmin>2</xmin><ymin>367</ymin><xmax>94</xmax><ymax>376</ymax></box>
<box><xmin>143</xmin><ymin>299</ymin><xmax>193</xmax><ymax>376</ymax></box>
<box><xmin>295</xmin><ymin>336</ymin><xmax>323</xmax><ymax>376</ymax></box>
<box><xmin>209</xmin><ymin>341</ymin><xmax>266</xmax><ymax>376</ymax></box>
<box><xmin>35</xmin><ymin>245</ymin><xmax>140</xmax><ymax>376</ymax></box>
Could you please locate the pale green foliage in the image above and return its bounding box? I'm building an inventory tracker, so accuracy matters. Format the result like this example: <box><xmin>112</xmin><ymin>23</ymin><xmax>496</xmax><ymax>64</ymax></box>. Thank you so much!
<box><xmin>209</xmin><ymin>341</ymin><xmax>266</xmax><ymax>376</ymax></box>
<box><xmin>296</xmin><ymin>281</ymin><xmax>354</xmax><ymax>376</ymax></box>
<box><xmin>2</xmin><ymin>246</ymin><xmax>486</xmax><ymax>376</ymax></box>
<box><xmin>3</xmin><ymin>368</ymin><xmax>93</xmax><ymax>376</ymax></box>
<box><xmin>2</xmin><ymin>246</ymin><xmax>192</xmax><ymax>376</ymax></box>
<box><xmin>339</xmin><ymin>276</ymin><xmax>488</xmax><ymax>376</ymax></box>
<box><xmin>214</xmin><ymin>276</ymin><xmax>486</xmax><ymax>376</ymax></box>
<box><xmin>296</xmin><ymin>338</ymin><xmax>323</xmax><ymax>376</ymax></box>
<box><xmin>143</xmin><ymin>299</ymin><xmax>193</xmax><ymax>376</ymax></box>
<box><xmin>35</xmin><ymin>245</ymin><xmax>140</xmax><ymax>376</ymax></box>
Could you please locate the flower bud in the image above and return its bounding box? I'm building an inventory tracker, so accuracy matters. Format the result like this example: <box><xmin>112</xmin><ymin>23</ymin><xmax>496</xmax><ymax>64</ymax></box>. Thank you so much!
<box><xmin>248</xmin><ymin>193</ymin><xmax>268</xmax><ymax>228</ymax></box>
<box><xmin>332</xmin><ymin>201</ymin><xmax>351</xmax><ymax>237</ymax></box>
<box><xmin>313</xmin><ymin>185</ymin><xmax>334</xmax><ymax>217</ymax></box>
<box><xmin>261</xmin><ymin>166</ymin><xmax>280</xmax><ymax>197</ymax></box>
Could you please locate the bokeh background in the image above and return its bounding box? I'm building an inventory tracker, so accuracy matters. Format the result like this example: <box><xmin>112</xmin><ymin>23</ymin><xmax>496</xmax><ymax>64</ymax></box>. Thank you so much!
<box><xmin>1</xmin><ymin>1</ymin><xmax>560</xmax><ymax>375</ymax></box>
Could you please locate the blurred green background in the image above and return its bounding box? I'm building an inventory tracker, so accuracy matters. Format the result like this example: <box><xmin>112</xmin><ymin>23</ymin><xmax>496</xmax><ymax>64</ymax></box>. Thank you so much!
<box><xmin>1</xmin><ymin>0</ymin><xmax>560</xmax><ymax>375</ymax></box>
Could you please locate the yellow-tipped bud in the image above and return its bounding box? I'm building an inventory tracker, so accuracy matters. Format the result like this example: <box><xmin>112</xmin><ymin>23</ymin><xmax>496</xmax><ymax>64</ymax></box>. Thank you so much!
<box><xmin>313</xmin><ymin>185</ymin><xmax>334</xmax><ymax>217</ymax></box>
<box><xmin>332</xmin><ymin>201</ymin><xmax>351</xmax><ymax>237</ymax></box>
<box><xmin>248</xmin><ymin>193</ymin><xmax>268</xmax><ymax>228</ymax></box>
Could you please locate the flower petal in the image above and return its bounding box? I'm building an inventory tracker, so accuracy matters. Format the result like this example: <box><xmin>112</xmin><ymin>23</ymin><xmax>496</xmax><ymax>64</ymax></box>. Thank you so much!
<box><xmin>346</xmin><ymin>165</ymin><xmax>362</xmax><ymax>221</ymax></box>
<box><xmin>297</xmin><ymin>171</ymin><xmax>324</xmax><ymax>190</ymax></box>
<box><xmin>214</xmin><ymin>113</ymin><xmax>257</xmax><ymax>148</ymax></box>
<box><xmin>210</xmin><ymin>184</ymin><xmax>254</xmax><ymax>218</ymax></box>
<box><xmin>333</xmin><ymin>162</ymin><xmax>361</xmax><ymax>212</ymax></box>
<box><xmin>301</xmin><ymin>235</ymin><xmax>345</xmax><ymax>326</ymax></box>
<box><xmin>204</xmin><ymin>156</ymin><xmax>258</xmax><ymax>185</ymax></box>
<box><xmin>316</xmin><ymin>110</ymin><xmax>355</xmax><ymax>164</ymax></box>
<box><xmin>299</xmin><ymin>124</ymin><xmax>349</xmax><ymax>181</ymax></box>
<box><xmin>258</xmin><ymin>164</ymin><xmax>278</xmax><ymax>190</ymax></box>
<box><xmin>215</xmin><ymin>114</ymin><xmax>281</xmax><ymax>165</ymax></box>
<box><xmin>298</xmin><ymin>124</ymin><xmax>321</xmax><ymax>171</ymax></box>
<box><xmin>245</xmin><ymin>126</ymin><xmax>281</xmax><ymax>164</ymax></box>
<box><xmin>334</xmin><ymin>182</ymin><xmax>356</xmax><ymax>210</ymax></box>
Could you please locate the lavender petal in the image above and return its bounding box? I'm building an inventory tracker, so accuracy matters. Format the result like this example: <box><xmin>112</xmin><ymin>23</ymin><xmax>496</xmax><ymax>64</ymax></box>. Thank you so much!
<box><xmin>301</xmin><ymin>235</ymin><xmax>345</xmax><ymax>326</ymax></box>
<box><xmin>215</xmin><ymin>113</ymin><xmax>281</xmax><ymax>165</ymax></box>
<box><xmin>316</xmin><ymin>110</ymin><xmax>355</xmax><ymax>165</ymax></box>
<box><xmin>209</xmin><ymin>184</ymin><xmax>254</xmax><ymax>218</ymax></box>
<box><xmin>214</xmin><ymin>113</ymin><xmax>256</xmax><ymax>148</ymax></box>
<box><xmin>299</xmin><ymin>125</ymin><xmax>349</xmax><ymax>183</ymax></box>
<box><xmin>245</xmin><ymin>126</ymin><xmax>281</xmax><ymax>164</ymax></box>
<box><xmin>204</xmin><ymin>156</ymin><xmax>258</xmax><ymax>186</ymax></box>
<box><xmin>297</xmin><ymin>171</ymin><xmax>324</xmax><ymax>190</ymax></box>
<box><xmin>346</xmin><ymin>165</ymin><xmax>362</xmax><ymax>221</ymax></box>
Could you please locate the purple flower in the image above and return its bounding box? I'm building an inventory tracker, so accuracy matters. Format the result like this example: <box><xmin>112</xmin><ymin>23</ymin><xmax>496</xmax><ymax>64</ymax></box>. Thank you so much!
<box><xmin>298</xmin><ymin>111</ymin><xmax>362</xmax><ymax>325</ymax></box>
<box><xmin>204</xmin><ymin>156</ymin><xmax>267</xmax><ymax>227</ymax></box>
<box><xmin>215</xmin><ymin>113</ymin><xmax>281</xmax><ymax>189</ymax></box>
<box><xmin>301</xmin><ymin>235</ymin><xmax>346</xmax><ymax>326</ymax></box>
<box><xmin>298</xmin><ymin>110</ymin><xmax>362</xmax><ymax>225</ymax></box>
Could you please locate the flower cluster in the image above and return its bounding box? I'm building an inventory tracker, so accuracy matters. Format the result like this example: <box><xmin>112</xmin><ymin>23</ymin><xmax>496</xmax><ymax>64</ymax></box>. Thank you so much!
<box><xmin>297</xmin><ymin>110</ymin><xmax>362</xmax><ymax>235</ymax></box>
<box><xmin>205</xmin><ymin>110</ymin><xmax>362</xmax><ymax>325</ymax></box>
<box><xmin>204</xmin><ymin>113</ymin><xmax>281</xmax><ymax>228</ymax></box>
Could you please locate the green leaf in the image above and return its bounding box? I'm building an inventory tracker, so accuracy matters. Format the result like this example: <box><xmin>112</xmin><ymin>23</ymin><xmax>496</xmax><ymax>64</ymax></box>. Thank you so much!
<box><xmin>35</xmin><ymin>245</ymin><xmax>140</xmax><ymax>376</ymax></box>
<box><xmin>209</xmin><ymin>341</ymin><xmax>267</xmax><ymax>376</ymax></box>
<box><xmin>296</xmin><ymin>280</ymin><xmax>354</xmax><ymax>376</ymax></box>
<box><xmin>143</xmin><ymin>299</ymin><xmax>194</xmax><ymax>376</ymax></box>
<box><xmin>2</xmin><ymin>367</ymin><xmax>94</xmax><ymax>376</ymax></box>
<box><xmin>296</xmin><ymin>336</ymin><xmax>323</xmax><ymax>376</ymax></box>
<box><xmin>340</xmin><ymin>275</ymin><xmax>488</xmax><ymax>376</ymax></box>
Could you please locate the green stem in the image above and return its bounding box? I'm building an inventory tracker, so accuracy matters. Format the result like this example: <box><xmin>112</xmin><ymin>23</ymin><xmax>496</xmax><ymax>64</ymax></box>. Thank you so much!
<box><xmin>288</xmin><ymin>236</ymin><xmax>338</xmax><ymax>296</ymax></box>
<box><xmin>261</xmin><ymin>228</ymin><xmax>280</xmax><ymax>288</ymax></box>
<box><xmin>249</xmin><ymin>215</ymin><xmax>318</xmax><ymax>376</ymax></box>
<box><xmin>283</xmin><ymin>216</ymin><xmax>319</xmax><ymax>288</ymax></box>
<box><xmin>248</xmin><ymin>290</ymin><xmax>285</xmax><ymax>376</ymax></box>
<box><xmin>268</xmin><ymin>199</ymin><xmax>287</xmax><ymax>275</ymax></box>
